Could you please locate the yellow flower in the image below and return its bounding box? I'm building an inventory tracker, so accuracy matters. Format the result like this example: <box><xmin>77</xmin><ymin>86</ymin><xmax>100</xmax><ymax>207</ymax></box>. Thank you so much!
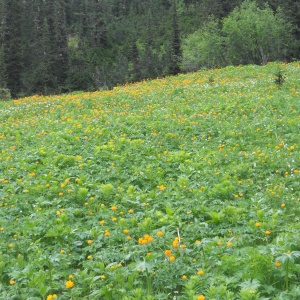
<box><xmin>227</xmin><ymin>242</ymin><xmax>233</xmax><ymax>247</ymax></box>
<box><xmin>217</xmin><ymin>241</ymin><xmax>222</xmax><ymax>246</ymax></box>
<box><xmin>87</xmin><ymin>240</ymin><xmax>93</xmax><ymax>245</ymax></box>
<box><xmin>9</xmin><ymin>243</ymin><xmax>13</xmax><ymax>248</ymax></box>
<box><xmin>265</xmin><ymin>230</ymin><xmax>271</xmax><ymax>235</ymax></box>
<box><xmin>100</xmin><ymin>275</ymin><xmax>106</xmax><ymax>279</ymax></box>
<box><xmin>165</xmin><ymin>249</ymin><xmax>172</xmax><ymax>257</ymax></box>
<box><xmin>169</xmin><ymin>255</ymin><xmax>176</xmax><ymax>262</ymax></box>
<box><xmin>198</xmin><ymin>295</ymin><xmax>205</xmax><ymax>300</ymax></box>
<box><xmin>275</xmin><ymin>262</ymin><xmax>281</xmax><ymax>267</ymax></box>
<box><xmin>281</xmin><ymin>203</ymin><xmax>286</xmax><ymax>207</ymax></box>
<box><xmin>111</xmin><ymin>205</ymin><xmax>117</xmax><ymax>211</ymax></box>
<box><xmin>87</xmin><ymin>255</ymin><xmax>92</xmax><ymax>260</ymax></box>
<box><xmin>123</xmin><ymin>229</ymin><xmax>129</xmax><ymax>234</ymax></box>
<box><xmin>157</xmin><ymin>185</ymin><xmax>166</xmax><ymax>191</ymax></box>
<box><xmin>255</xmin><ymin>222</ymin><xmax>261</xmax><ymax>227</ymax></box>
<box><xmin>65</xmin><ymin>280</ymin><xmax>74</xmax><ymax>289</ymax></box>
<box><xmin>60</xmin><ymin>249</ymin><xmax>65</xmax><ymax>254</ymax></box>
<box><xmin>104</xmin><ymin>230</ymin><xmax>110</xmax><ymax>237</ymax></box>
<box><xmin>197</xmin><ymin>269</ymin><xmax>204</xmax><ymax>275</ymax></box>
<box><xmin>99</xmin><ymin>220</ymin><xmax>105</xmax><ymax>225</ymax></box>
<box><xmin>182</xmin><ymin>275</ymin><xmax>187</xmax><ymax>280</ymax></box>
<box><xmin>128</xmin><ymin>209</ymin><xmax>134</xmax><ymax>213</ymax></box>
<box><xmin>9</xmin><ymin>280</ymin><xmax>15</xmax><ymax>285</ymax></box>
<box><xmin>157</xmin><ymin>230</ymin><xmax>164</xmax><ymax>236</ymax></box>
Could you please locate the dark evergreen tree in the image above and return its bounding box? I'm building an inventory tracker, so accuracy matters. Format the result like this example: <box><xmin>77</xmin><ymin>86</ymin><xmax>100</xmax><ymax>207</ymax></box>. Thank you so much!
<box><xmin>169</xmin><ymin>1</ymin><xmax>182</xmax><ymax>75</ymax></box>
<box><xmin>0</xmin><ymin>45</ymin><xmax>7</xmax><ymax>88</ymax></box>
<box><xmin>2</xmin><ymin>0</ymin><xmax>23</xmax><ymax>97</ymax></box>
<box><xmin>47</xmin><ymin>0</ymin><xmax>69</xmax><ymax>92</ymax></box>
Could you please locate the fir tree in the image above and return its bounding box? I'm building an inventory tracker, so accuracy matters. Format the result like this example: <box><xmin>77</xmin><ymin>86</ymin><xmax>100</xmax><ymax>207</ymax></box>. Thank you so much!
<box><xmin>3</xmin><ymin>0</ymin><xmax>23</xmax><ymax>97</ymax></box>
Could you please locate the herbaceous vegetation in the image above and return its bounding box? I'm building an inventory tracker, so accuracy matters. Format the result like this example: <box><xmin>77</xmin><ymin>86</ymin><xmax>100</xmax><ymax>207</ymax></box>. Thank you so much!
<box><xmin>0</xmin><ymin>62</ymin><xmax>300</xmax><ymax>299</ymax></box>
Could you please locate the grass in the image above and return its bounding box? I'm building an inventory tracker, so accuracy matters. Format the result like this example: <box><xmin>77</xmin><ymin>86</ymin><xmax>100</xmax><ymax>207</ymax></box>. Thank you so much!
<box><xmin>0</xmin><ymin>62</ymin><xmax>300</xmax><ymax>300</ymax></box>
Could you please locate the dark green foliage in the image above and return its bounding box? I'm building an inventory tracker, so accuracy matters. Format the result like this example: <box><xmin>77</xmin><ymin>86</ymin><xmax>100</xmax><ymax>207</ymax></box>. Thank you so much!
<box><xmin>274</xmin><ymin>68</ymin><xmax>285</xmax><ymax>86</ymax></box>
<box><xmin>2</xmin><ymin>0</ymin><xmax>22</xmax><ymax>97</ymax></box>
<box><xmin>0</xmin><ymin>87</ymin><xmax>11</xmax><ymax>101</ymax></box>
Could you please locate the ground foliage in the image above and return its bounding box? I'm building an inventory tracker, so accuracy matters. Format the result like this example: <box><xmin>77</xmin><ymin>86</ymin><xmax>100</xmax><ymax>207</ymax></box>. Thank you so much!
<box><xmin>0</xmin><ymin>62</ymin><xmax>300</xmax><ymax>299</ymax></box>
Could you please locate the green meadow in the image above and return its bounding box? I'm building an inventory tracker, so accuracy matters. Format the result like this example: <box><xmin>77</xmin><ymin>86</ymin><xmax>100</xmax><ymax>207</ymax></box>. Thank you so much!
<box><xmin>0</xmin><ymin>62</ymin><xmax>300</xmax><ymax>299</ymax></box>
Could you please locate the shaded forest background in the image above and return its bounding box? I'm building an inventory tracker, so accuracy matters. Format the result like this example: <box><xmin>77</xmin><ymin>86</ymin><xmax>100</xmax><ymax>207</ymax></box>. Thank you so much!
<box><xmin>0</xmin><ymin>0</ymin><xmax>299</xmax><ymax>98</ymax></box>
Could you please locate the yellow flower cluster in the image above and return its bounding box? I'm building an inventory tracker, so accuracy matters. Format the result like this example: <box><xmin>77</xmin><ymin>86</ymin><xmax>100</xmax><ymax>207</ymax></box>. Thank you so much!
<box><xmin>138</xmin><ymin>234</ymin><xmax>154</xmax><ymax>244</ymax></box>
<box><xmin>65</xmin><ymin>280</ymin><xmax>74</xmax><ymax>289</ymax></box>
<box><xmin>172</xmin><ymin>237</ymin><xmax>179</xmax><ymax>248</ymax></box>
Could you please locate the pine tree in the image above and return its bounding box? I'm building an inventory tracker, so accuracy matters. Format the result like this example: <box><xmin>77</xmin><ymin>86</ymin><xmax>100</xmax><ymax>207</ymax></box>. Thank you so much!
<box><xmin>2</xmin><ymin>0</ymin><xmax>23</xmax><ymax>97</ymax></box>
<box><xmin>47</xmin><ymin>0</ymin><xmax>69</xmax><ymax>92</ymax></box>
<box><xmin>170</xmin><ymin>1</ymin><xmax>182</xmax><ymax>75</ymax></box>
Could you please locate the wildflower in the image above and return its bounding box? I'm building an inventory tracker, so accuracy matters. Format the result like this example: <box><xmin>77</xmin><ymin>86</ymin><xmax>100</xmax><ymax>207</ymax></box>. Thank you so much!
<box><xmin>165</xmin><ymin>250</ymin><xmax>172</xmax><ymax>257</ymax></box>
<box><xmin>47</xmin><ymin>294</ymin><xmax>57</xmax><ymax>300</ymax></box>
<box><xmin>99</xmin><ymin>220</ymin><xmax>105</xmax><ymax>225</ymax></box>
<box><xmin>217</xmin><ymin>241</ymin><xmax>222</xmax><ymax>246</ymax></box>
<box><xmin>127</xmin><ymin>236</ymin><xmax>131</xmax><ymax>240</ymax></box>
<box><xmin>275</xmin><ymin>262</ymin><xmax>281</xmax><ymax>267</ymax></box>
<box><xmin>157</xmin><ymin>230</ymin><xmax>164</xmax><ymax>236</ymax></box>
<box><xmin>87</xmin><ymin>255</ymin><xmax>92</xmax><ymax>260</ymax></box>
<box><xmin>227</xmin><ymin>242</ymin><xmax>233</xmax><ymax>247</ymax></box>
<box><xmin>65</xmin><ymin>280</ymin><xmax>74</xmax><ymax>289</ymax></box>
<box><xmin>10</xmin><ymin>280</ymin><xmax>15</xmax><ymax>285</ymax></box>
<box><xmin>182</xmin><ymin>275</ymin><xmax>187</xmax><ymax>280</ymax></box>
<box><xmin>157</xmin><ymin>185</ymin><xmax>166</xmax><ymax>191</ymax></box>
<box><xmin>255</xmin><ymin>222</ymin><xmax>261</xmax><ymax>227</ymax></box>
<box><xmin>87</xmin><ymin>240</ymin><xmax>93</xmax><ymax>245</ymax></box>
<box><xmin>128</xmin><ymin>209</ymin><xmax>134</xmax><ymax>213</ymax></box>
<box><xmin>9</xmin><ymin>243</ymin><xmax>13</xmax><ymax>248</ymax></box>
<box><xmin>59</xmin><ymin>192</ymin><xmax>63</xmax><ymax>196</ymax></box>
<box><xmin>104</xmin><ymin>230</ymin><xmax>110</xmax><ymax>237</ymax></box>
<box><xmin>265</xmin><ymin>230</ymin><xmax>271</xmax><ymax>235</ymax></box>
<box><xmin>198</xmin><ymin>295</ymin><xmax>205</xmax><ymax>300</ymax></box>
<box><xmin>111</xmin><ymin>205</ymin><xmax>117</xmax><ymax>211</ymax></box>
<box><xmin>172</xmin><ymin>237</ymin><xmax>179</xmax><ymax>248</ymax></box>
<box><xmin>169</xmin><ymin>256</ymin><xmax>176</xmax><ymax>262</ymax></box>
<box><xmin>281</xmin><ymin>203</ymin><xmax>286</xmax><ymax>207</ymax></box>
<box><xmin>100</xmin><ymin>275</ymin><xmax>106</xmax><ymax>279</ymax></box>
<box><xmin>60</xmin><ymin>249</ymin><xmax>65</xmax><ymax>254</ymax></box>
<box><xmin>123</xmin><ymin>229</ymin><xmax>129</xmax><ymax>234</ymax></box>
<box><xmin>197</xmin><ymin>269</ymin><xmax>204</xmax><ymax>275</ymax></box>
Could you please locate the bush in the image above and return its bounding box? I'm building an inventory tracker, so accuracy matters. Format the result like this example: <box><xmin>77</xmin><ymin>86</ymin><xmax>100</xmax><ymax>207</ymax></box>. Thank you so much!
<box><xmin>0</xmin><ymin>88</ymin><xmax>12</xmax><ymax>101</ymax></box>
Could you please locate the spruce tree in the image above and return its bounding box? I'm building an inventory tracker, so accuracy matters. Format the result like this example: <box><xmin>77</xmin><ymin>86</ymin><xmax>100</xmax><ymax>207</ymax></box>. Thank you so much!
<box><xmin>3</xmin><ymin>0</ymin><xmax>23</xmax><ymax>97</ymax></box>
<box><xmin>47</xmin><ymin>0</ymin><xmax>69</xmax><ymax>92</ymax></box>
<box><xmin>170</xmin><ymin>1</ymin><xmax>182</xmax><ymax>75</ymax></box>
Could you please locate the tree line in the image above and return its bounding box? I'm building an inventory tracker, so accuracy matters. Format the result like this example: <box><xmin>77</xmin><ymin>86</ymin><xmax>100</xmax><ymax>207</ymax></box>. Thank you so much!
<box><xmin>0</xmin><ymin>0</ymin><xmax>299</xmax><ymax>98</ymax></box>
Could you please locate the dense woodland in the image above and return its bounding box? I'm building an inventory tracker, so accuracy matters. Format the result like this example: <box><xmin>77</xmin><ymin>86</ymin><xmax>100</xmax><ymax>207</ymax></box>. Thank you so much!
<box><xmin>0</xmin><ymin>0</ymin><xmax>299</xmax><ymax>98</ymax></box>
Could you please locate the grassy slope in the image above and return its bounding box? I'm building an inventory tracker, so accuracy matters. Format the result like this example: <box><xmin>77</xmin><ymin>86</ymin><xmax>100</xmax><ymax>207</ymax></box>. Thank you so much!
<box><xmin>0</xmin><ymin>62</ymin><xmax>300</xmax><ymax>299</ymax></box>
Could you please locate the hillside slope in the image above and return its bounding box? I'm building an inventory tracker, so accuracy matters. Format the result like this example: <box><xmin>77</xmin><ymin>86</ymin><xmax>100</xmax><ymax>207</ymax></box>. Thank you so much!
<box><xmin>0</xmin><ymin>62</ymin><xmax>300</xmax><ymax>299</ymax></box>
